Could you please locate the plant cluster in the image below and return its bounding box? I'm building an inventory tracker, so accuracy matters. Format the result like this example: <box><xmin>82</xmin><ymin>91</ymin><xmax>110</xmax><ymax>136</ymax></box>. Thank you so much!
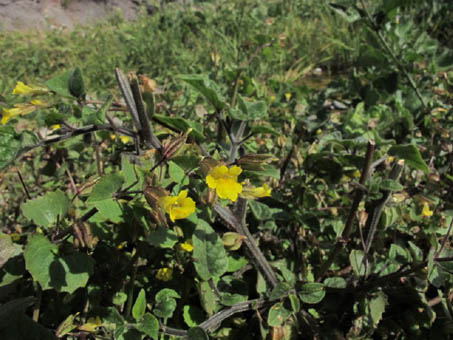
<box><xmin>0</xmin><ymin>0</ymin><xmax>453</xmax><ymax>339</ymax></box>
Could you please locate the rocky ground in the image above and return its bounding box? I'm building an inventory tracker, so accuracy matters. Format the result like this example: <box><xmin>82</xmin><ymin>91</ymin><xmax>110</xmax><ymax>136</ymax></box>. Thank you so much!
<box><xmin>0</xmin><ymin>0</ymin><xmax>145</xmax><ymax>31</ymax></box>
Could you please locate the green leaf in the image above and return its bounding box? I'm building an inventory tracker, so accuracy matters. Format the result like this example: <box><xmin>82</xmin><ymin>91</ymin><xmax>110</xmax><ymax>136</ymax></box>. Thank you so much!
<box><xmin>249</xmin><ymin>200</ymin><xmax>272</xmax><ymax>221</ymax></box>
<box><xmin>328</xmin><ymin>3</ymin><xmax>362</xmax><ymax>23</ymax></box>
<box><xmin>234</xmin><ymin>96</ymin><xmax>267</xmax><ymax>121</ymax></box>
<box><xmin>379</xmin><ymin>179</ymin><xmax>403</xmax><ymax>191</ymax></box>
<box><xmin>135</xmin><ymin>313</ymin><xmax>158</xmax><ymax>340</ymax></box>
<box><xmin>132</xmin><ymin>289</ymin><xmax>147</xmax><ymax>321</ymax></box>
<box><xmin>349</xmin><ymin>249</ymin><xmax>369</xmax><ymax>277</ymax></box>
<box><xmin>179</xmin><ymin>74</ymin><xmax>225</xmax><ymax>111</ymax></box>
<box><xmin>0</xmin><ymin>233</ymin><xmax>22</xmax><ymax>269</ymax></box>
<box><xmin>368</xmin><ymin>292</ymin><xmax>387</xmax><ymax>328</ymax></box>
<box><xmin>0</xmin><ymin>126</ymin><xmax>22</xmax><ymax>169</ymax></box>
<box><xmin>198</xmin><ymin>280</ymin><xmax>220</xmax><ymax>315</ymax></box>
<box><xmin>267</xmin><ymin>302</ymin><xmax>291</xmax><ymax>327</ymax></box>
<box><xmin>22</xmin><ymin>190</ymin><xmax>69</xmax><ymax>228</ymax></box>
<box><xmin>94</xmin><ymin>199</ymin><xmax>123</xmax><ymax>223</ymax></box>
<box><xmin>298</xmin><ymin>283</ymin><xmax>325</xmax><ymax>304</ymax></box>
<box><xmin>153</xmin><ymin>114</ymin><xmax>204</xmax><ymax>141</ymax></box>
<box><xmin>56</xmin><ymin>252</ymin><xmax>94</xmax><ymax>293</ymax></box>
<box><xmin>146</xmin><ymin>226</ymin><xmax>178</xmax><ymax>249</ymax></box>
<box><xmin>154</xmin><ymin>288</ymin><xmax>180</xmax><ymax>319</ymax></box>
<box><xmin>389</xmin><ymin>243</ymin><xmax>411</xmax><ymax>264</ymax></box>
<box><xmin>269</xmin><ymin>282</ymin><xmax>292</xmax><ymax>300</ymax></box>
<box><xmin>388</xmin><ymin>144</ymin><xmax>428</xmax><ymax>173</ymax></box>
<box><xmin>24</xmin><ymin>235</ymin><xmax>93</xmax><ymax>293</ymax></box>
<box><xmin>187</xmin><ymin>327</ymin><xmax>209</xmax><ymax>340</ymax></box>
<box><xmin>87</xmin><ymin>173</ymin><xmax>124</xmax><ymax>204</ymax></box>
<box><xmin>323</xmin><ymin>277</ymin><xmax>347</xmax><ymax>289</ymax></box>
<box><xmin>44</xmin><ymin>69</ymin><xmax>73</xmax><ymax>97</ymax></box>
<box><xmin>192</xmin><ymin>219</ymin><xmax>228</xmax><ymax>280</ymax></box>
<box><xmin>24</xmin><ymin>234</ymin><xmax>58</xmax><ymax>290</ymax></box>
<box><xmin>168</xmin><ymin>161</ymin><xmax>186</xmax><ymax>183</ymax></box>
<box><xmin>68</xmin><ymin>67</ymin><xmax>85</xmax><ymax>99</ymax></box>
<box><xmin>226</xmin><ymin>254</ymin><xmax>248</xmax><ymax>272</ymax></box>
<box><xmin>250</xmin><ymin>125</ymin><xmax>280</xmax><ymax>136</ymax></box>
<box><xmin>288</xmin><ymin>293</ymin><xmax>300</xmax><ymax>313</ymax></box>
<box><xmin>183</xmin><ymin>305</ymin><xmax>205</xmax><ymax>327</ymax></box>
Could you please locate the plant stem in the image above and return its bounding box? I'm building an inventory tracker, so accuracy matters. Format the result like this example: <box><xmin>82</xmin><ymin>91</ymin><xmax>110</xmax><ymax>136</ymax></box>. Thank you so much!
<box><xmin>316</xmin><ymin>140</ymin><xmax>375</xmax><ymax>280</ymax></box>
<box><xmin>213</xmin><ymin>202</ymin><xmax>278</xmax><ymax>289</ymax></box>
<box><xmin>358</xmin><ymin>0</ymin><xmax>427</xmax><ymax>109</ymax></box>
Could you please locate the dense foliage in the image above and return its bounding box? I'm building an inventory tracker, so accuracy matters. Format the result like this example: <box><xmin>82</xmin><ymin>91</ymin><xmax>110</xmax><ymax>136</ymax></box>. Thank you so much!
<box><xmin>0</xmin><ymin>0</ymin><xmax>453</xmax><ymax>339</ymax></box>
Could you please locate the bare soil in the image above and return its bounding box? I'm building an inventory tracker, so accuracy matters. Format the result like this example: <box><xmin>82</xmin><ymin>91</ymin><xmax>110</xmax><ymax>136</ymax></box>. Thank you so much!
<box><xmin>0</xmin><ymin>0</ymin><xmax>143</xmax><ymax>31</ymax></box>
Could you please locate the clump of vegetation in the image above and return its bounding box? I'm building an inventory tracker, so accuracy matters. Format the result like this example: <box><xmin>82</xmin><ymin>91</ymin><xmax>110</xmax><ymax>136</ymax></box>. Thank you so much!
<box><xmin>0</xmin><ymin>0</ymin><xmax>452</xmax><ymax>339</ymax></box>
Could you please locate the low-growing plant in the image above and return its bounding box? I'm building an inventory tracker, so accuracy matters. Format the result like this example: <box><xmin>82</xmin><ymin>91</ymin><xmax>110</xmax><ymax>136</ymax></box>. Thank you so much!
<box><xmin>0</xmin><ymin>0</ymin><xmax>453</xmax><ymax>340</ymax></box>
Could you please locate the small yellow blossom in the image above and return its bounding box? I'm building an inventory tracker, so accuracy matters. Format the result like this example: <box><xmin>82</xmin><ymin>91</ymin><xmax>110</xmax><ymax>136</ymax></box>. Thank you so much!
<box><xmin>119</xmin><ymin>135</ymin><xmax>131</xmax><ymax>144</ymax></box>
<box><xmin>2</xmin><ymin>105</ymin><xmax>35</xmax><ymax>125</ymax></box>
<box><xmin>110</xmin><ymin>134</ymin><xmax>131</xmax><ymax>144</ymax></box>
<box><xmin>78</xmin><ymin>316</ymin><xmax>103</xmax><ymax>333</ymax></box>
<box><xmin>269</xmin><ymin>95</ymin><xmax>276</xmax><ymax>102</ymax></box>
<box><xmin>241</xmin><ymin>183</ymin><xmax>272</xmax><ymax>199</ymax></box>
<box><xmin>387</xmin><ymin>156</ymin><xmax>395</xmax><ymax>163</ymax></box>
<box><xmin>421</xmin><ymin>203</ymin><xmax>433</xmax><ymax>217</ymax></box>
<box><xmin>178</xmin><ymin>240</ymin><xmax>194</xmax><ymax>252</ymax></box>
<box><xmin>12</xmin><ymin>81</ymin><xmax>48</xmax><ymax>95</ymax></box>
<box><xmin>50</xmin><ymin>124</ymin><xmax>60</xmax><ymax>130</ymax></box>
<box><xmin>1</xmin><ymin>100</ymin><xmax>47</xmax><ymax>125</ymax></box>
<box><xmin>160</xmin><ymin>190</ymin><xmax>196</xmax><ymax>222</ymax></box>
<box><xmin>353</xmin><ymin>169</ymin><xmax>361</xmax><ymax>178</ymax></box>
<box><xmin>205</xmin><ymin>165</ymin><xmax>243</xmax><ymax>201</ymax></box>
<box><xmin>156</xmin><ymin>267</ymin><xmax>173</xmax><ymax>281</ymax></box>
<box><xmin>316</xmin><ymin>129</ymin><xmax>322</xmax><ymax>135</ymax></box>
<box><xmin>284</xmin><ymin>92</ymin><xmax>292</xmax><ymax>102</ymax></box>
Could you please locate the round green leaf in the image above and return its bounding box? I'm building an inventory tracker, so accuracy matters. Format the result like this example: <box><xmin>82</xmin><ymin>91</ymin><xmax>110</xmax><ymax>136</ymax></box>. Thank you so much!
<box><xmin>298</xmin><ymin>283</ymin><xmax>325</xmax><ymax>304</ymax></box>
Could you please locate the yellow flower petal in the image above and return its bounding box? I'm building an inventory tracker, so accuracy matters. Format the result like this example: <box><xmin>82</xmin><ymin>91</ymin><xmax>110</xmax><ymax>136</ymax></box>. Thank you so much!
<box><xmin>159</xmin><ymin>190</ymin><xmax>196</xmax><ymax>222</ymax></box>
<box><xmin>178</xmin><ymin>240</ymin><xmax>193</xmax><ymax>252</ymax></box>
<box><xmin>205</xmin><ymin>165</ymin><xmax>243</xmax><ymax>202</ymax></box>
<box><xmin>119</xmin><ymin>135</ymin><xmax>131</xmax><ymax>144</ymax></box>
<box><xmin>12</xmin><ymin>81</ymin><xmax>48</xmax><ymax>95</ymax></box>
<box><xmin>1</xmin><ymin>105</ymin><xmax>36</xmax><ymax>125</ymax></box>
<box><xmin>421</xmin><ymin>203</ymin><xmax>433</xmax><ymax>217</ymax></box>
<box><xmin>241</xmin><ymin>183</ymin><xmax>272</xmax><ymax>199</ymax></box>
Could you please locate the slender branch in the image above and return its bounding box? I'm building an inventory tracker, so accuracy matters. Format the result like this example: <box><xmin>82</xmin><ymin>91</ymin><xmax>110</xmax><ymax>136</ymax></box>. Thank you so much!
<box><xmin>364</xmin><ymin>160</ymin><xmax>404</xmax><ymax>254</ymax></box>
<box><xmin>17</xmin><ymin>170</ymin><xmax>31</xmax><ymax>200</ymax></box>
<box><xmin>434</xmin><ymin>216</ymin><xmax>453</xmax><ymax>259</ymax></box>
<box><xmin>316</xmin><ymin>140</ymin><xmax>375</xmax><ymax>280</ymax></box>
<box><xmin>19</xmin><ymin>124</ymin><xmax>136</xmax><ymax>157</ymax></box>
<box><xmin>213</xmin><ymin>202</ymin><xmax>278</xmax><ymax>289</ymax></box>
<box><xmin>358</xmin><ymin>0</ymin><xmax>426</xmax><ymax>109</ymax></box>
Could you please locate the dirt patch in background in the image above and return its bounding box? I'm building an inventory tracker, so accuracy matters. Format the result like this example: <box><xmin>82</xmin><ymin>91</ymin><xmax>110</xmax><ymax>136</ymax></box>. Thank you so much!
<box><xmin>0</xmin><ymin>0</ymin><xmax>144</xmax><ymax>31</ymax></box>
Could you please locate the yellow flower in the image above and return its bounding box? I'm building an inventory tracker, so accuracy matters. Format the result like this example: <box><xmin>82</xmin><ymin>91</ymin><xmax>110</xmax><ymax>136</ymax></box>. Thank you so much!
<box><xmin>50</xmin><ymin>124</ymin><xmax>60</xmax><ymax>130</ymax></box>
<box><xmin>156</xmin><ymin>267</ymin><xmax>173</xmax><ymax>281</ymax></box>
<box><xmin>2</xmin><ymin>105</ymin><xmax>36</xmax><ymax>125</ymax></box>
<box><xmin>241</xmin><ymin>183</ymin><xmax>272</xmax><ymax>199</ymax></box>
<box><xmin>1</xmin><ymin>100</ymin><xmax>47</xmax><ymax>125</ymax></box>
<box><xmin>160</xmin><ymin>190</ymin><xmax>196</xmax><ymax>222</ymax></box>
<box><xmin>284</xmin><ymin>92</ymin><xmax>292</xmax><ymax>102</ymax></box>
<box><xmin>110</xmin><ymin>134</ymin><xmax>131</xmax><ymax>144</ymax></box>
<box><xmin>421</xmin><ymin>203</ymin><xmax>433</xmax><ymax>217</ymax></box>
<box><xmin>353</xmin><ymin>169</ymin><xmax>361</xmax><ymax>178</ymax></box>
<box><xmin>12</xmin><ymin>81</ymin><xmax>48</xmax><ymax>95</ymax></box>
<box><xmin>178</xmin><ymin>240</ymin><xmax>194</xmax><ymax>252</ymax></box>
<box><xmin>78</xmin><ymin>316</ymin><xmax>103</xmax><ymax>333</ymax></box>
<box><xmin>205</xmin><ymin>165</ymin><xmax>243</xmax><ymax>201</ymax></box>
<box><xmin>119</xmin><ymin>135</ymin><xmax>131</xmax><ymax>144</ymax></box>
